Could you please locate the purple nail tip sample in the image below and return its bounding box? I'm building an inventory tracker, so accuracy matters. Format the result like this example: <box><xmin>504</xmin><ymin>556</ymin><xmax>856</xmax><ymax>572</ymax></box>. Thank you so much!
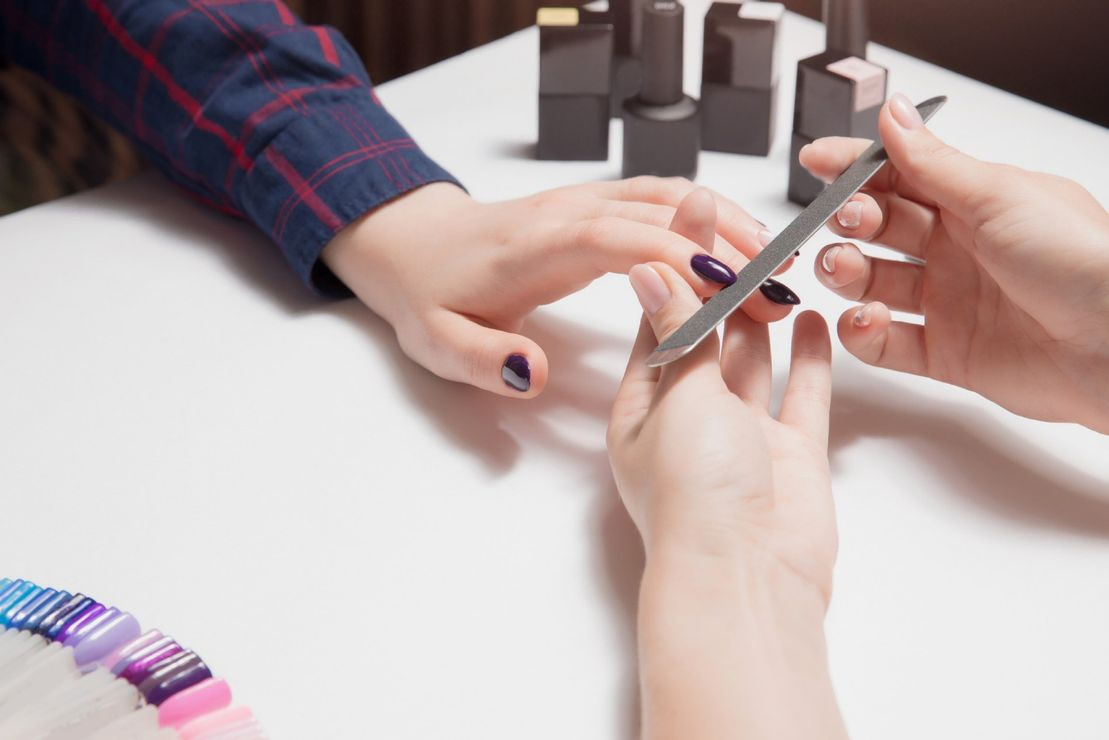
<box><xmin>110</xmin><ymin>631</ymin><xmax>164</xmax><ymax>675</ymax></box>
<box><xmin>502</xmin><ymin>354</ymin><xmax>531</xmax><ymax>392</ymax></box>
<box><xmin>691</xmin><ymin>254</ymin><xmax>737</xmax><ymax>286</ymax></box>
<box><xmin>64</xmin><ymin>606</ymin><xmax>117</xmax><ymax>647</ymax></box>
<box><xmin>144</xmin><ymin>657</ymin><xmax>212</xmax><ymax>706</ymax></box>
<box><xmin>121</xmin><ymin>642</ymin><xmax>184</xmax><ymax>685</ymax></box>
<box><xmin>45</xmin><ymin>597</ymin><xmax>96</xmax><ymax>640</ymax></box>
<box><xmin>74</xmin><ymin>612</ymin><xmax>141</xmax><ymax>666</ymax></box>
<box><xmin>58</xmin><ymin>603</ymin><xmax>106</xmax><ymax>644</ymax></box>
<box><xmin>37</xmin><ymin>594</ymin><xmax>87</xmax><ymax>637</ymax></box>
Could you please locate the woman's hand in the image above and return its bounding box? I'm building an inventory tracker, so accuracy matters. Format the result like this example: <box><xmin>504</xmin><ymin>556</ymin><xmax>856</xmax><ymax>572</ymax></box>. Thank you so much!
<box><xmin>322</xmin><ymin>178</ymin><xmax>797</xmax><ymax>398</ymax></box>
<box><xmin>802</xmin><ymin>94</ymin><xmax>1109</xmax><ymax>433</ymax></box>
<box><xmin>608</xmin><ymin>188</ymin><xmax>836</xmax><ymax>599</ymax></box>
<box><xmin>608</xmin><ymin>190</ymin><xmax>845</xmax><ymax>740</ymax></box>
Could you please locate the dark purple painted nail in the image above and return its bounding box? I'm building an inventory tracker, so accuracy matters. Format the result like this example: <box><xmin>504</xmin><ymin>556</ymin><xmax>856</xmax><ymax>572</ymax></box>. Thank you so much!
<box><xmin>760</xmin><ymin>278</ymin><xmax>800</xmax><ymax>305</ymax></box>
<box><xmin>502</xmin><ymin>354</ymin><xmax>531</xmax><ymax>392</ymax></box>
<box><xmin>690</xmin><ymin>254</ymin><xmax>737</xmax><ymax>286</ymax></box>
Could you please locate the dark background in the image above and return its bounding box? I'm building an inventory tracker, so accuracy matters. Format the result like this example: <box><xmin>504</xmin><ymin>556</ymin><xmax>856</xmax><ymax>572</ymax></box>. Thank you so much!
<box><xmin>779</xmin><ymin>0</ymin><xmax>1109</xmax><ymax>127</ymax></box>
<box><xmin>297</xmin><ymin>0</ymin><xmax>1109</xmax><ymax>127</ymax></box>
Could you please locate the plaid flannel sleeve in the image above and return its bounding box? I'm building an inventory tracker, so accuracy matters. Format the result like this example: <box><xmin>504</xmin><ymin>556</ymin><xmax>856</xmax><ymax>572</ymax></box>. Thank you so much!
<box><xmin>0</xmin><ymin>0</ymin><xmax>462</xmax><ymax>294</ymax></box>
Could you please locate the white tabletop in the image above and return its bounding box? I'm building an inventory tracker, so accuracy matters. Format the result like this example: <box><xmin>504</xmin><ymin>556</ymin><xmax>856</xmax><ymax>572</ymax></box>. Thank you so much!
<box><xmin>2</xmin><ymin>5</ymin><xmax>1108</xmax><ymax>739</ymax></box>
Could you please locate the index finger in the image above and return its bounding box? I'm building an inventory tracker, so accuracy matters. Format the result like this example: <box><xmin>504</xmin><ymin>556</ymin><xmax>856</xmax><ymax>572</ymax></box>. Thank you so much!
<box><xmin>798</xmin><ymin>136</ymin><xmax>935</xmax><ymax>207</ymax></box>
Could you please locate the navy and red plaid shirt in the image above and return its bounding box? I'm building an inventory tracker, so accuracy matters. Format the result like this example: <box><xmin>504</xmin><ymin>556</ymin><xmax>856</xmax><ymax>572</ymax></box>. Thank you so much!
<box><xmin>0</xmin><ymin>0</ymin><xmax>461</xmax><ymax>293</ymax></box>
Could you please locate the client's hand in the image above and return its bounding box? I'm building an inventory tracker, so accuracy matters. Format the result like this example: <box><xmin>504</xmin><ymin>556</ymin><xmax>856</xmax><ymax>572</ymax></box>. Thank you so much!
<box><xmin>322</xmin><ymin>178</ymin><xmax>797</xmax><ymax>398</ymax></box>
<box><xmin>608</xmin><ymin>188</ymin><xmax>835</xmax><ymax>598</ymax></box>
<box><xmin>608</xmin><ymin>190</ymin><xmax>846</xmax><ymax>740</ymax></box>
<box><xmin>802</xmin><ymin>94</ymin><xmax>1109</xmax><ymax>433</ymax></box>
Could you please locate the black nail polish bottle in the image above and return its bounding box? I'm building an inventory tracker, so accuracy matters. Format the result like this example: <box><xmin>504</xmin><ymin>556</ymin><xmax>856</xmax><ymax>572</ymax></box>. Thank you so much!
<box><xmin>622</xmin><ymin>0</ymin><xmax>700</xmax><ymax>179</ymax></box>
<box><xmin>788</xmin><ymin>0</ymin><xmax>886</xmax><ymax>205</ymax></box>
<box><xmin>537</xmin><ymin>7</ymin><xmax>614</xmax><ymax>161</ymax></box>
<box><xmin>609</xmin><ymin>0</ymin><xmax>644</xmax><ymax>118</ymax></box>
<box><xmin>701</xmin><ymin>1</ymin><xmax>784</xmax><ymax>156</ymax></box>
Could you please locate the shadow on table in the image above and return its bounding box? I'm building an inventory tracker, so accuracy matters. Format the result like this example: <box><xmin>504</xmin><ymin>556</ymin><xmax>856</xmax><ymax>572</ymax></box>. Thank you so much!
<box><xmin>330</xmin><ymin>298</ymin><xmax>628</xmax><ymax>476</ymax></box>
<box><xmin>336</xmin><ymin>300</ymin><xmax>648</xmax><ymax>736</ymax></box>
<box><xmin>829</xmin><ymin>378</ymin><xmax>1109</xmax><ymax>538</ymax></box>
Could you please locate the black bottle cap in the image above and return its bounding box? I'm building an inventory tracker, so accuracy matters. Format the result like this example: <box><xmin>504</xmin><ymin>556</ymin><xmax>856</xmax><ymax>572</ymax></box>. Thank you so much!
<box><xmin>538</xmin><ymin>8</ymin><xmax>614</xmax><ymax>96</ymax></box>
<box><xmin>640</xmin><ymin>1</ymin><xmax>685</xmax><ymax>105</ymax></box>
<box><xmin>823</xmin><ymin>0</ymin><xmax>868</xmax><ymax>58</ymax></box>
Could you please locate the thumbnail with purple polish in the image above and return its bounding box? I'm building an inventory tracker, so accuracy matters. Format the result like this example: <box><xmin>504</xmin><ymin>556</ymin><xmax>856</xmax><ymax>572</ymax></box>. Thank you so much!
<box><xmin>691</xmin><ymin>254</ymin><xmax>737</xmax><ymax>285</ymax></box>
<box><xmin>502</xmin><ymin>354</ymin><xmax>531</xmax><ymax>392</ymax></box>
<box><xmin>760</xmin><ymin>278</ymin><xmax>800</xmax><ymax>305</ymax></box>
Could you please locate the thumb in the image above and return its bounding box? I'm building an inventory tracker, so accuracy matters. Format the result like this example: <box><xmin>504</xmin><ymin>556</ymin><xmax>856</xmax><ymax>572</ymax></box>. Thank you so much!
<box><xmin>418</xmin><ymin>311</ymin><xmax>549</xmax><ymax>398</ymax></box>
<box><xmin>880</xmin><ymin>93</ymin><xmax>999</xmax><ymax>216</ymax></box>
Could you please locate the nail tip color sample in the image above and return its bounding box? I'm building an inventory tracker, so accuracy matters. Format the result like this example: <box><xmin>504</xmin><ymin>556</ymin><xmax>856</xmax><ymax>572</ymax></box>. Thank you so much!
<box><xmin>0</xmin><ymin>576</ymin><xmax>265</xmax><ymax>738</ymax></box>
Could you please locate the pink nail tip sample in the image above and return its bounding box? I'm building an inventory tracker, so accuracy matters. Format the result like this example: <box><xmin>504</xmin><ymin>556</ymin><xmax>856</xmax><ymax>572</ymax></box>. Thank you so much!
<box><xmin>159</xmin><ymin>678</ymin><xmax>233</xmax><ymax>729</ymax></box>
<box><xmin>3</xmin><ymin>577</ymin><xmax>263</xmax><ymax>735</ymax></box>
<box><xmin>179</xmin><ymin>706</ymin><xmax>259</xmax><ymax>739</ymax></box>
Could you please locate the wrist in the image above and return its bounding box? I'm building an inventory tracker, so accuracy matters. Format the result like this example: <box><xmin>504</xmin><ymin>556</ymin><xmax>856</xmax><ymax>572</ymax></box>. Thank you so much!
<box><xmin>643</xmin><ymin>541</ymin><xmax>831</xmax><ymax>624</ymax></box>
<box><xmin>321</xmin><ymin>183</ymin><xmax>472</xmax><ymax>323</ymax></box>
<box><xmin>637</xmin><ymin>544</ymin><xmax>843</xmax><ymax>740</ymax></box>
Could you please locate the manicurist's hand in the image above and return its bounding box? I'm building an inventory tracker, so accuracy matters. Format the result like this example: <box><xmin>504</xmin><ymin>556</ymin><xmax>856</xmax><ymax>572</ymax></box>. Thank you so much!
<box><xmin>322</xmin><ymin>178</ymin><xmax>798</xmax><ymax>398</ymax></box>
<box><xmin>608</xmin><ymin>190</ymin><xmax>846</xmax><ymax>740</ymax></box>
<box><xmin>802</xmin><ymin>94</ymin><xmax>1109</xmax><ymax>433</ymax></box>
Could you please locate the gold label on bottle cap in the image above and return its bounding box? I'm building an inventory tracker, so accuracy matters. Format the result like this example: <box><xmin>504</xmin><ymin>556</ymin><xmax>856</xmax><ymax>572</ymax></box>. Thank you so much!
<box><xmin>537</xmin><ymin>8</ymin><xmax>580</xmax><ymax>26</ymax></box>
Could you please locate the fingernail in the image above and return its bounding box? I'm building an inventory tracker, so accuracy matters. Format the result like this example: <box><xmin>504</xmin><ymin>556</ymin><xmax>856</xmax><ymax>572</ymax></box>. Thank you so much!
<box><xmin>837</xmin><ymin>199</ymin><xmax>863</xmax><ymax>229</ymax></box>
<box><xmin>759</xmin><ymin>278</ymin><xmax>800</xmax><ymax>305</ymax></box>
<box><xmin>691</xmin><ymin>254</ymin><xmax>737</xmax><ymax>286</ymax></box>
<box><xmin>889</xmin><ymin>93</ymin><xmax>923</xmax><ymax>130</ymax></box>
<box><xmin>853</xmin><ymin>305</ymin><xmax>873</xmax><ymax>328</ymax></box>
<box><xmin>629</xmin><ymin>264</ymin><xmax>671</xmax><ymax>314</ymax></box>
<box><xmin>822</xmin><ymin>245</ymin><xmax>842</xmax><ymax>274</ymax></box>
<box><xmin>502</xmin><ymin>354</ymin><xmax>531</xmax><ymax>392</ymax></box>
<box><xmin>756</xmin><ymin>229</ymin><xmax>773</xmax><ymax>249</ymax></box>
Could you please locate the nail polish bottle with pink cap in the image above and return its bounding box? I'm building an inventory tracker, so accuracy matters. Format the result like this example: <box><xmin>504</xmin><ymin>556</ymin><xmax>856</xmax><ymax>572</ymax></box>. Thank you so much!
<box><xmin>788</xmin><ymin>0</ymin><xmax>887</xmax><ymax>205</ymax></box>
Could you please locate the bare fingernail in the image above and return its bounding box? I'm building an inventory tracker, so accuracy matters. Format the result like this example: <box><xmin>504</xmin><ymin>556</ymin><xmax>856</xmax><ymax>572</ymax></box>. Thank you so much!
<box><xmin>629</xmin><ymin>264</ymin><xmax>671</xmax><ymax>314</ymax></box>
<box><xmin>853</xmin><ymin>304</ymin><xmax>873</xmax><ymax>328</ymax></box>
<box><xmin>756</xmin><ymin>229</ymin><xmax>773</xmax><ymax>249</ymax></box>
<box><xmin>889</xmin><ymin>93</ymin><xmax>923</xmax><ymax>130</ymax></box>
<box><xmin>821</xmin><ymin>245</ymin><xmax>842</xmax><ymax>275</ymax></box>
<box><xmin>837</xmin><ymin>200</ymin><xmax>863</xmax><ymax>230</ymax></box>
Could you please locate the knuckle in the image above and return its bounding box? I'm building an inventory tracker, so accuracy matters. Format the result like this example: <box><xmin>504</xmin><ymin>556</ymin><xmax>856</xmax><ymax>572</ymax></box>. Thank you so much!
<box><xmin>569</xmin><ymin>218</ymin><xmax>608</xmax><ymax>252</ymax></box>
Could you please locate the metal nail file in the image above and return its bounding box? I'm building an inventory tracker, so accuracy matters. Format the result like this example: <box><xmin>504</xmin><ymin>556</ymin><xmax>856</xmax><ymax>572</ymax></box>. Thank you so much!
<box><xmin>647</xmin><ymin>95</ymin><xmax>947</xmax><ymax>367</ymax></box>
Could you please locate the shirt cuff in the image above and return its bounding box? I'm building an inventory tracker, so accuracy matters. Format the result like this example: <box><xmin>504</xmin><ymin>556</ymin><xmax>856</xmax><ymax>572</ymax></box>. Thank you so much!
<box><xmin>238</xmin><ymin>99</ymin><xmax>463</xmax><ymax>296</ymax></box>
